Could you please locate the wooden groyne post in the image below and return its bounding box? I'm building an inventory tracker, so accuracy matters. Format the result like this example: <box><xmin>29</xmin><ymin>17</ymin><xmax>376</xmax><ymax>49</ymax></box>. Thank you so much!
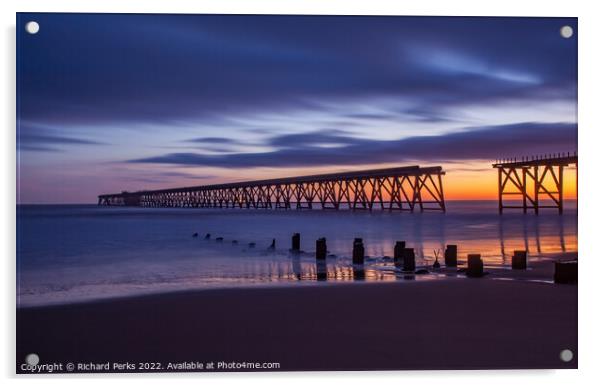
<box><xmin>445</xmin><ymin>244</ymin><xmax>457</xmax><ymax>267</ymax></box>
<box><xmin>316</xmin><ymin>238</ymin><xmax>327</xmax><ymax>260</ymax></box>
<box><xmin>402</xmin><ymin>248</ymin><xmax>416</xmax><ymax>272</ymax></box>
<box><xmin>554</xmin><ymin>260</ymin><xmax>577</xmax><ymax>284</ymax></box>
<box><xmin>466</xmin><ymin>254</ymin><xmax>484</xmax><ymax>277</ymax></box>
<box><xmin>393</xmin><ymin>241</ymin><xmax>406</xmax><ymax>267</ymax></box>
<box><xmin>512</xmin><ymin>250</ymin><xmax>527</xmax><ymax>270</ymax></box>
<box><xmin>352</xmin><ymin>238</ymin><xmax>364</xmax><ymax>265</ymax></box>
<box><xmin>291</xmin><ymin>233</ymin><xmax>300</xmax><ymax>251</ymax></box>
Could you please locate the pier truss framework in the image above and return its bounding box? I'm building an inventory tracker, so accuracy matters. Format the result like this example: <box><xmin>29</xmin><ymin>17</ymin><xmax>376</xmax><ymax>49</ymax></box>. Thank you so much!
<box><xmin>493</xmin><ymin>153</ymin><xmax>577</xmax><ymax>214</ymax></box>
<box><xmin>98</xmin><ymin>166</ymin><xmax>446</xmax><ymax>212</ymax></box>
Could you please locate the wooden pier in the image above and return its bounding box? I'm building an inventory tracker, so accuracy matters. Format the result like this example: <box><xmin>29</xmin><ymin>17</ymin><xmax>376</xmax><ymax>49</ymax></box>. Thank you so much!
<box><xmin>98</xmin><ymin>165</ymin><xmax>446</xmax><ymax>212</ymax></box>
<box><xmin>493</xmin><ymin>152</ymin><xmax>577</xmax><ymax>214</ymax></box>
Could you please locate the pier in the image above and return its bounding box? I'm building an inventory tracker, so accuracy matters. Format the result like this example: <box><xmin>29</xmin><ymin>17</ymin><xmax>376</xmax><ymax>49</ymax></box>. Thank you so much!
<box><xmin>98</xmin><ymin>165</ymin><xmax>446</xmax><ymax>212</ymax></box>
<box><xmin>493</xmin><ymin>152</ymin><xmax>577</xmax><ymax>214</ymax></box>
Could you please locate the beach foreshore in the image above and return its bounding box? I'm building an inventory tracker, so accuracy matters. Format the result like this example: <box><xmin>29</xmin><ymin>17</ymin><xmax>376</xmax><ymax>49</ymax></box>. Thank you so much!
<box><xmin>16</xmin><ymin>255</ymin><xmax>577</xmax><ymax>373</ymax></box>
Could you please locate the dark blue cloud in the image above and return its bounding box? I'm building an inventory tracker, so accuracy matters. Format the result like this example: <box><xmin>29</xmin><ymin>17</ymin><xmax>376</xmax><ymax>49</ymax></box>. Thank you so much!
<box><xmin>17</xmin><ymin>125</ymin><xmax>105</xmax><ymax>152</ymax></box>
<box><xmin>118</xmin><ymin>171</ymin><xmax>215</xmax><ymax>185</ymax></box>
<box><xmin>128</xmin><ymin>122</ymin><xmax>577</xmax><ymax>168</ymax></box>
<box><xmin>17</xmin><ymin>14</ymin><xmax>577</xmax><ymax>127</ymax></box>
<box><xmin>185</xmin><ymin>137</ymin><xmax>242</xmax><ymax>144</ymax></box>
<box><xmin>267</xmin><ymin>129</ymin><xmax>362</xmax><ymax>148</ymax></box>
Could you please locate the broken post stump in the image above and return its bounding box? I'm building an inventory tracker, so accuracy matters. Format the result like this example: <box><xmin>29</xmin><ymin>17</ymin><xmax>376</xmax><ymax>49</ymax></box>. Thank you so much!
<box><xmin>554</xmin><ymin>260</ymin><xmax>577</xmax><ymax>284</ymax></box>
<box><xmin>445</xmin><ymin>244</ymin><xmax>457</xmax><ymax>267</ymax></box>
<box><xmin>316</xmin><ymin>238</ymin><xmax>327</xmax><ymax>260</ymax></box>
<box><xmin>402</xmin><ymin>248</ymin><xmax>415</xmax><ymax>272</ymax></box>
<box><xmin>466</xmin><ymin>254</ymin><xmax>484</xmax><ymax>278</ymax></box>
<box><xmin>512</xmin><ymin>250</ymin><xmax>527</xmax><ymax>270</ymax></box>
<box><xmin>292</xmin><ymin>233</ymin><xmax>300</xmax><ymax>251</ymax></box>
<box><xmin>352</xmin><ymin>238</ymin><xmax>364</xmax><ymax>265</ymax></box>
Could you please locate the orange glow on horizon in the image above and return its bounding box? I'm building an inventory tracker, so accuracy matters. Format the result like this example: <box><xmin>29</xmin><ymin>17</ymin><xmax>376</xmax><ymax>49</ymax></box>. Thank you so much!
<box><xmin>444</xmin><ymin>167</ymin><xmax>577</xmax><ymax>200</ymax></box>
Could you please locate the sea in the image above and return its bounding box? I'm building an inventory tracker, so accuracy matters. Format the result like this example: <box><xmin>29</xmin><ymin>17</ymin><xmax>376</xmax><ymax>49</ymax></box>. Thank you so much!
<box><xmin>16</xmin><ymin>200</ymin><xmax>577</xmax><ymax>306</ymax></box>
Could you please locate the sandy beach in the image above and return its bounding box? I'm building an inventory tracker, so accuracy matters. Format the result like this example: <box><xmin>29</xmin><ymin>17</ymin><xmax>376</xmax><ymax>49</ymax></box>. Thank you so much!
<box><xmin>16</xmin><ymin>256</ymin><xmax>577</xmax><ymax>373</ymax></box>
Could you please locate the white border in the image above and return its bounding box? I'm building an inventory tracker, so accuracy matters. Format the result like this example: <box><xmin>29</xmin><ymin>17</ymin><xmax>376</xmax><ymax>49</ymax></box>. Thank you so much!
<box><xmin>3</xmin><ymin>1</ymin><xmax>601</xmax><ymax>386</ymax></box>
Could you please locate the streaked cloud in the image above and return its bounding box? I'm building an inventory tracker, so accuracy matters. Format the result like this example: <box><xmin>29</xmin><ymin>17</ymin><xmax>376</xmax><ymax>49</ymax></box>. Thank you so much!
<box><xmin>129</xmin><ymin>122</ymin><xmax>577</xmax><ymax>169</ymax></box>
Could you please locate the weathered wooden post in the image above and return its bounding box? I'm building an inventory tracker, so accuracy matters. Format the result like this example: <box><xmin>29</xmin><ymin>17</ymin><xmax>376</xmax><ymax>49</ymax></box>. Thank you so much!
<box><xmin>316</xmin><ymin>238</ymin><xmax>327</xmax><ymax>260</ymax></box>
<box><xmin>268</xmin><ymin>239</ymin><xmax>276</xmax><ymax>249</ymax></box>
<box><xmin>292</xmin><ymin>233</ymin><xmax>300</xmax><ymax>251</ymax></box>
<box><xmin>466</xmin><ymin>254</ymin><xmax>484</xmax><ymax>277</ymax></box>
<box><xmin>393</xmin><ymin>241</ymin><xmax>406</xmax><ymax>267</ymax></box>
<box><xmin>352</xmin><ymin>238</ymin><xmax>364</xmax><ymax>265</ymax></box>
<box><xmin>512</xmin><ymin>250</ymin><xmax>527</xmax><ymax>270</ymax></box>
<box><xmin>445</xmin><ymin>244</ymin><xmax>457</xmax><ymax>267</ymax></box>
<box><xmin>554</xmin><ymin>260</ymin><xmax>577</xmax><ymax>284</ymax></box>
<box><xmin>402</xmin><ymin>248</ymin><xmax>415</xmax><ymax>272</ymax></box>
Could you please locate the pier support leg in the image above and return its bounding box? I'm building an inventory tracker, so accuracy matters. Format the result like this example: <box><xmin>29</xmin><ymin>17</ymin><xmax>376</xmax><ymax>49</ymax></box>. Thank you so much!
<box><xmin>559</xmin><ymin>165</ymin><xmax>564</xmax><ymax>215</ymax></box>
<box><xmin>522</xmin><ymin>168</ymin><xmax>527</xmax><ymax>214</ymax></box>
<box><xmin>437</xmin><ymin>172</ymin><xmax>446</xmax><ymax>212</ymax></box>
<box><xmin>498</xmin><ymin>168</ymin><xmax>503</xmax><ymax>214</ymax></box>
<box><xmin>534</xmin><ymin>166</ymin><xmax>539</xmax><ymax>215</ymax></box>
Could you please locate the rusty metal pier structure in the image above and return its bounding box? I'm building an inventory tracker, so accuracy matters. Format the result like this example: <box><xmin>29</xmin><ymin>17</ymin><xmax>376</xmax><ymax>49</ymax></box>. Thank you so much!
<box><xmin>98</xmin><ymin>165</ymin><xmax>446</xmax><ymax>212</ymax></box>
<box><xmin>493</xmin><ymin>152</ymin><xmax>577</xmax><ymax>214</ymax></box>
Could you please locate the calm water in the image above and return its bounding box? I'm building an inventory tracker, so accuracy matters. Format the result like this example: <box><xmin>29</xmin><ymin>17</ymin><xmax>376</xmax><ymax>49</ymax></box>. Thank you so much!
<box><xmin>16</xmin><ymin>201</ymin><xmax>577</xmax><ymax>306</ymax></box>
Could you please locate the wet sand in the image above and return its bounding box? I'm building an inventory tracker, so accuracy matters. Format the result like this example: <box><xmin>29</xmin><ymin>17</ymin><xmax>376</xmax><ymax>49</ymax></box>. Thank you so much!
<box><xmin>16</xmin><ymin>257</ymin><xmax>577</xmax><ymax>373</ymax></box>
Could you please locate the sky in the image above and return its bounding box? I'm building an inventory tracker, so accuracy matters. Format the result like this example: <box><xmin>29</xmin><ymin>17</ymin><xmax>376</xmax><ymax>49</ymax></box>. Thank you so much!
<box><xmin>16</xmin><ymin>14</ymin><xmax>577</xmax><ymax>203</ymax></box>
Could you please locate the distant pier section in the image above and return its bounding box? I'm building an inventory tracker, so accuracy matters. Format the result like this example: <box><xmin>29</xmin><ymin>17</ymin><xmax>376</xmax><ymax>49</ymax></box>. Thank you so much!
<box><xmin>98</xmin><ymin>165</ymin><xmax>446</xmax><ymax>212</ymax></box>
<box><xmin>494</xmin><ymin>152</ymin><xmax>577</xmax><ymax>214</ymax></box>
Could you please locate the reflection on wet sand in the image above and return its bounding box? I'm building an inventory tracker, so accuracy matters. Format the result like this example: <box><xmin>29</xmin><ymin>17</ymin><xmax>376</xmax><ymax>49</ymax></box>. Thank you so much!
<box><xmin>394</xmin><ymin>211</ymin><xmax>576</xmax><ymax>265</ymax></box>
<box><xmin>498</xmin><ymin>213</ymin><xmax>573</xmax><ymax>261</ymax></box>
<box><xmin>282</xmin><ymin>209</ymin><xmax>576</xmax><ymax>285</ymax></box>
<box><xmin>285</xmin><ymin>255</ymin><xmax>445</xmax><ymax>284</ymax></box>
